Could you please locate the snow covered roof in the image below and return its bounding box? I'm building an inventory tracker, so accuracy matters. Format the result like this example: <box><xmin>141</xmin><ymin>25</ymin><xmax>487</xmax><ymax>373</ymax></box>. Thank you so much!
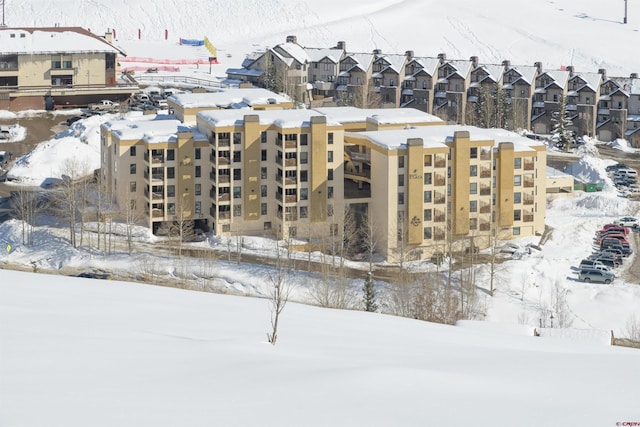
<box><xmin>375</xmin><ymin>54</ymin><xmax>407</xmax><ymax>74</ymax></box>
<box><xmin>170</xmin><ymin>89</ymin><xmax>290</xmax><ymax>109</ymax></box>
<box><xmin>313</xmin><ymin>107</ymin><xmax>443</xmax><ymax>126</ymax></box>
<box><xmin>274</xmin><ymin>41</ymin><xmax>308</xmax><ymax>65</ymax></box>
<box><xmin>197</xmin><ymin>109</ymin><xmax>341</xmax><ymax>129</ymax></box>
<box><xmin>612</xmin><ymin>77</ymin><xmax>640</xmax><ymax>95</ymax></box>
<box><xmin>409</xmin><ymin>57</ymin><xmax>440</xmax><ymax>77</ymax></box>
<box><xmin>107</xmin><ymin>118</ymin><xmax>206</xmax><ymax>143</ymax></box>
<box><xmin>0</xmin><ymin>27</ymin><xmax>126</xmax><ymax>55</ymax></box>
<box><xmin>346</xmin><ymin>125</ymin><xmax>543</xmax><ymax>151</ymax></box>
<box><xmin>571</xmin><ymin>72</ymin><xmax>603</xmax><ymax>92</ymax></box>
<box><xmin>541</xmin><ymin>69</ymin><xmax>570</xmax><ymax>89</ymax></box>
<box><xmin>305</xmin><ymin>47</ymin><xmax>343</xmax><ymax>64</ymax></box>
<box><xmin>343</xmin><ymin>53</ymin><xmax>375</xmax><ymax>70</ymax></box>
<box><xmin>445</xmin><ymin>60</ymin><xmax>474</xmax><ymax>78</ymax></box>
<box><xmin>226</xmin><ymin>67</ymin><xmax>263</xmax><ymax>77</ymax></box>
<box><xmin>507</xmin><ymin>65</ymin><xmax>538</xmax><ymax>85</ymax></box>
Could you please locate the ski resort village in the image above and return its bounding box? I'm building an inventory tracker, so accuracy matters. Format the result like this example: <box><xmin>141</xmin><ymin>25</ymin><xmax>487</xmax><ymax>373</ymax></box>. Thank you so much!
<box><xmin>1</xmin><ymin>0</ymin><xmax>640</xmax><ymax>425</ymax></box>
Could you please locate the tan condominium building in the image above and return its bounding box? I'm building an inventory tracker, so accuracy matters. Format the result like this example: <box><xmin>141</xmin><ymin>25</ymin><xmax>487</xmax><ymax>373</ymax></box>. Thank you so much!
<box><xmin>344</xmin><ymin>126</ymin><xmax>546</xmax><ymax>261</ymax></box>
<box><xmin>102</xmin><ymin>106</ymin><xmax>546</xmax><ymax>262</ymax></box>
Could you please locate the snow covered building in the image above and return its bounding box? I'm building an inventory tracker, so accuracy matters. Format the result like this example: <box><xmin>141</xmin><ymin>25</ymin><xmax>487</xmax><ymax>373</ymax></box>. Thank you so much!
<box><xmin>531</xmin><ymin>68</ymin><xmax>571</xmax><ymax>135</ymax></box>
<box><xmin>597</xmin><ymin>73</ymin><xmax>640</xmax><ymax>144</ymax></box>
<box><xmin>433</xmin><ymin>55</ymin><xmax>474</xmax><ymax>124</ymax></box>
<box><xmin>0</xmin><ymin>27</ymin><xmax>136</xmax><ymax>111</ymax></box>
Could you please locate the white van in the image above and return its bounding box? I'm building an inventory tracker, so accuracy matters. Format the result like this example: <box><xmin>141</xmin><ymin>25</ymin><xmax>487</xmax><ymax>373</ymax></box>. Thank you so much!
<box><xmin>617</xmin><ymin>169</ymin><xmax>637</xmax><ymax>181</ymax></box>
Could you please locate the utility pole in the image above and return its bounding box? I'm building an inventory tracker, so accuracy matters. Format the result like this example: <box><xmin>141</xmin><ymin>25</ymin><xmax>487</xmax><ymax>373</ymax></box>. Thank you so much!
<box><xmin>624</xmin><ymin>0</ymin><xmax>628</xmax><ymax>24</ymax></box>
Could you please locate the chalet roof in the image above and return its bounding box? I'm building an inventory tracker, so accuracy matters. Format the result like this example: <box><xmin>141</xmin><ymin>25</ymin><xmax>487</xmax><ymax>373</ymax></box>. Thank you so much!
<box><xmin>472</xmin><ymin>64</ymin><xmax>504</xmax><ymax>84</ymax></box>
<box><xmin>274</xmin><ymin>41</ymin><xmax>308</xmax><ymax>65</ymax></box>
<box><xmin>444</xmin><ymin>60</ymin><xmax>474</xmax><ymax>78</ymax></box>
<box><xmin>612</xmin><ymin>77</ymin><xmax>640</xmax><ymax>95</ymax></box>
<box><xmin>343</xmin><ymin>53</ymin><xmax>375</xmax><ymax>70</ymax></box>
<box><xmin>539</xmin><ymin>69</ymin><xmax>570</xmax><ymax>89</ymax></box>
<box><xmin>507</xmin><ymin>65</ymin><xmax>538</xmax><ymax>85</ymax></box>
<box><xmin>409</xmin><ymin>57</ymin><xmax>440</xmax><ymax>77</ymax></box>
<box><xmin>570</xmin><ymin>72</ymin><xmax>602</xmax><ymax>93</ymax></box>
<box><xmin>376</xmin><ymin>54</ymin><xmax>407</xmax><ymax>74</ymax></box>
<box><xmin>305</xmin><ymin>47</ymin><xmax>343</xmax><ymax>63</ymax></box>
<box><xmin>0</xmin><ymin>27</ymin><xmax>126</xmax><ymax>56</ymax></box>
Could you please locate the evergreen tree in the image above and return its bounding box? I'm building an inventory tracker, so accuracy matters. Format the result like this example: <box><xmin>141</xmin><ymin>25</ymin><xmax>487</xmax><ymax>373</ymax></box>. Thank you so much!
<box><xmin>551</xmin><ymin>93</ymin><xmax>575</xmax><ymax>151</ymax></box>
<box><xmin>363</xmin><ymin>272</ymin><xmax>378</xmax><ymax>312</ymax></box>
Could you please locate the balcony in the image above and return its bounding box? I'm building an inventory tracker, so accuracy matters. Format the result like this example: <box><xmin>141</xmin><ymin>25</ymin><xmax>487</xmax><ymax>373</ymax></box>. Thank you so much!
<box><xmin>218</xmin><ymin>138</ymin><xmax>231</xmax><ymax>147</ymax></box>
<box><xmin>523</xmin><ymin>214</ymin><xmax>534</xmax><ymax>222</ymax></box>
<box><xmin>480</xmin><ymin>204</ymin><xmax>491</xmax><ymax>214</ymax></box>
<box><xmin>480</xmin><ymin>168</ymin><xmax>491</xmax><ymax>178</ymax></box>
<box><xmin>434</xmin><ymin>159</ymin><xmax>446</xmax><ymax>168</ymax></box>
<box><xmin>524</xmin><ymin>161</ymin><xmax>534</xmax><ymax>171</ymax></box>
<box><xmin>150</xmin><ymin>155</ymin><xmax>164</xmax><ymax>164</ymax></box>
<box><xmin>219</xmin><ymin>211</ymin><xmax>231</xmax><ymax>220</ymax></box>
<box><xmin>480</xmin><ymin>152</ymin><xmax>491</xmax><ymax>161</ymax></box>
<box><xmin>218</xmin><ymin>193</ymin><xmax>230</xmax><ymax>202</ymax></box>
<box><xmin>218</xmin><ymin>175</ymin><xmax>230</xmax><ymax>184</ymax></box>
<box><xmin>434</xmin><ymin>211</ymin><xmax>446</xmax><ymax>222</ymax></box>
<box><xmin>523</xmin><ymin>196</ymin><xmax>534</xmax><ymax>205</ymax></box>
<box><xmin>285</xmin><ymin>140</ymin><xmax>297</xmax><ymax>150</ymax></box>
<box><xmin>218</xmin><ymin>157</ymin><xmax>230</xmax><ymax>165</ymax></box>
<box><xmin>524</xmin><ymin>179</ymin><xmax>535</xmax><ymax>188</ymax></box>
<box><xmin>479</xmin><ymin>222</ymin><xmax>491</xmax><ymax>231</ymax></box>
<box><xmin>434</xmin><ymin>193</ymin><xmax>446</xmax><ymax>204</ymax></box>
<box><xmin>480</xmin><ymin>186</ymin><xmax>491</xmax><ymax>196</ymax></box>
<box><xmin>151</xmin><ymin>209</ymin><xmax>164</xmax><ymax>218</ymax></box>
<box><xmin>151</xmin><ymin>173</ymin><xmax>164</xmax><ymax>181</ymax></box>
<box><xmin>434</xmin><ymin>175</ymin><xmax>446</xmax><ymax>186</ymax></box>
<box><xmin>285</xmin><ymin>158</ymin><xmax>297</xmax><ymax>167</ymax></box>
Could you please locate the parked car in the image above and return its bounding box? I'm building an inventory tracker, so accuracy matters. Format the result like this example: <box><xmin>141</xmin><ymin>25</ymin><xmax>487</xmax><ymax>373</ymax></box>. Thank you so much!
<box><xmin>599</xmin><ymin>247</ymin><xmax>624</xmax><ymax>259</ymax></box>
<box><xmin>597</xmin><ymin>226</ymin><xmax>629</xmax><ymax>235</ymax></box>
<box><xmin>89</xmin><ymin>99</ymin><xmax>120</xmax><ymax>112</ymax></box>
<box><xmin>579</xmin><ymin>259</ymin><xmax>610</xmax><ymax>272</ymax></box>
<box><xmin>65</xmin><ymin>116</ymin><xmax>82</xmax><ymax>126</ymax></box>
<box><xmin>0</xmin><ymin>125</ymin><xmax>11</xmax><ymax>141</ymax></box>
<box><xmin>596</xmin><ymin>233</ymin><xmax>628</xmax><ymax>245</ymax></box>
<box><xmin>606</xmin><ymin>163</ymin><xmax>628</xmax><ymax>172</ymax></box>
<box><xmin>589</xmin><ymin>254</ymin><xmax>621</xmax><ymax>268</ymax></box>
<box><xmin>578</xmin><ymin>269</ymin><xmax>615</xmax><ymax>284</ymax></box>
<box><xmin>618</xmin><ymin>217</ymin><xmax>639</xmax><ymax>228</ymax></box>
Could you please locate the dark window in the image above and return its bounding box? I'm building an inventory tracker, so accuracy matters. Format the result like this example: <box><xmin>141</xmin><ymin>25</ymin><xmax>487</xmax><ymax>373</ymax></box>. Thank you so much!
<box><xmin>234</xmin><ymin>132</ymin><xmax>241</xmax><ymax>145</ymax></box>
<box><xmin>167</xmin><ymin>149</ymin><xmax>175</xmax><ymax>161</ymax></box>
<box><xmin>300</xmin><ymin>134</ymin><xmax>308</xmax><ymax>145</ymax></box>
<box><xmin>167</xmin><ymin>167</ymin><xmax>175</xmax><ymax>179</ymax></box>
<box><xmin>233</xmin><ymin>169</ymin><xmax>241</xmax><ymax>180</ymax></box>
<box><xmin>328</xmin><ymin>132</ymin><xmax>334</xmax><ymax>144</ymax></box>
<box><xmin>195</xmin><ymin>148</ymin><xmax>201</xmax><ymax>160</ymax></box>
<box><xmin>130</xmin><ymin>164</ymin><xmax>136</xmax><ymax>174</ymax></box>
<box><xmin>195</xmin><ymin>184</ymin><xmax>201</xmax><ymax>196</ymax></box>
<box><xmin>261</xmin><ymin>131</ymin><xmax>267</xmax><ymax>143</ymax></box>
<box><xmin>300</xmin><ymin>171</ymin><xmax>308</xmax><ymax>182</ymax></box>
<box><xmin>167</xmin><ymin>185</ymin><xmax>175</xmax><ymax>197</ymax></box>
<box><xmin>233</xmin><ymin>151</ymin><xmax>241</xmax><ymax>162</ymax></box>
<box><xmin>129</xmin><ymin>182</ymin><xmax>136</xmax><ymax>192</ymax></box>
<box><xmin>261</xmin><ymin>149</ymin><xmax>267</xmax><ymax>161</ymax></box>
<box><xmin>130</xmin><ymin>146</ymin><xmax>136</xmax><ymax>156</ymax></box>
<box><xmin>328</xmin><ymin>169</ymin><xmax>333</xmax><ymax>181</ymax></box>
<box><xmin>470</xmin><ymin>147</ymin><xmax>478</xmax><ymax>159</ymax></box>
<box><xmin>261</xmin><ymin>167</ymin><xmax>267</xmax><ymax>179</ymax></box>
<box><xmin>195</xmin><ymin>166</ymin><xmax>201</xmax><ymax>178</ymax></box>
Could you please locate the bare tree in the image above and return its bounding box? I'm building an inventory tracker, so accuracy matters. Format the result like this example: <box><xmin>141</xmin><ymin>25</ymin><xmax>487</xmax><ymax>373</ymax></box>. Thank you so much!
<box><xmin>266</xmin><ymin>241</ymin><xmax>293</xmax><ymax>345</ymax></box>
<box><xmin>550</xmin><ymin>281</ymin><xmax>573</xmax><ymax>328</ymax></box>
<box><xmin>53</xmin><ymin>158</ymin><xmax>84</xmax><ymax>247</ymax></box>
<box><xmin>360</xmin><ymin>212</ymin><xmax>379</xmax><ymax>311</ymax></box>
<box><xmin>10</xmin><ymin>186</ymin><xmax>42</xmax><ymax>245</ymax></box>
<box><xmin>120</xmin><ymin>189</ymin><xmax>144</xmax><ymax>255</ymax></box>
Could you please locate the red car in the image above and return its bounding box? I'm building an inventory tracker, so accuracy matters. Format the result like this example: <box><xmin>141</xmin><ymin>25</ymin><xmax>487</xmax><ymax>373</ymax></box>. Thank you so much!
<box><xmin>600</xmin><ymin>224</ymin><xmax>630</xmax><ymax>235</ymax></box>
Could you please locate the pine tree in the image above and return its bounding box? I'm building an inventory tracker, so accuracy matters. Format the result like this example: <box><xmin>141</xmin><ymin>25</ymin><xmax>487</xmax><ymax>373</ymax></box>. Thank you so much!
<box><xmin>363</xmin><ymin>272</ymin><xmax>378</xmax><ymax>312</ymax></box>
<box><xmin>551</xmin><ymin>93</ymin><xmax>575</xmax><ymax>151</ymax></box>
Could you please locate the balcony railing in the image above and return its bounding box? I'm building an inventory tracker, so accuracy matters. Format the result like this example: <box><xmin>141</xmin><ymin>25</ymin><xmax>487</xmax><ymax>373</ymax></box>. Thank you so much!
<box><xmin>150</xmin><ymin>156</ymin><xmax>164</xmax><ymax>164</ymax></box>
<box><xmin>434</xmin><ymin>159</ymin><xmax>446</xmax><ymax>168</ymax></box>
<box><xmin>218</xmin><ymin>157</ymin><xmax>230</xmax><ymax>165</ymax></box>
<box><xmin>480</xmin><ymin>152</ymin><xmax>491</xmax><ymax>161</ymax></box>
<box><xmin>285</xmin><ymin>195</ymin><xmax>297</xmax><ymax>203</ymax></box>
<box><xmin>218</xmin><ymin>175</ymin><xmax>230</xmax><ymax>184</ymax></box>
<box><xmin>524</xmin><ymin>179</ymin><xmax>534</xmax><ymax>188</ymax></box>
<box><xmin>434</xmin><ymin>175</ymin><xmax>446</xmax><ymax>186</ymax></box>
<box><xmin>285</xmin><ymin>158</ymin><xmax>297</xmax><ymax>167</ymax></box>
<box><xmin>219</xmin><ymin>212</ymin><xmax>231</xmax><ymax>220</ymax></box>
<box><xmin>480</xmin><ymin>204</ymin><xmax>491</xmax><ymax>214</ymax></box>
<box><xmin>479</xmin><ymin>222</ymin><xmax>491</xmax><ymax>231</ymax></box>
<box><xmin>218</xmin><ymin>193</ymin><xmax>230</xmax><ymax>202</ymax></box>
<box><xmin>524</xmin><ymin>161</ymin><xmax>534</xmax><ymax>170</ymax></box>
<box><xmin>218</xmin><ymin>138</ymin><xmax>231</xmax><ymax>147</ymax></box>
<box><xmin>434</xmin><ymin>193</ymin><xmax>446</xmax><ymax>204</ymax></box>
<box><xmin>523</xmin><ymin>196</ymin><xmax>534</xmax><ymax>205</ymax></box>
<box><xmin>480</xmin><ymin>186</ymin><xmax>491</xmax><ymax>196</ymax></box>
<box><xmin>480</xmin><ymin>168</ymin><xmax>491</xmax><ymax>178</ymax></box>
<box><xmin>151</xmin><ymin>209</ymin><xmax>164</xmax><ymax>218</ymax></box>
<box><xmin>285</xmin><ymin>140</ymin><xmax>297</xmax><ymax>149</ymax></box>
<box><xmin>524</xmin><ymin>214</ymin><xmax>534</xmax><ymax>222</ymax></box>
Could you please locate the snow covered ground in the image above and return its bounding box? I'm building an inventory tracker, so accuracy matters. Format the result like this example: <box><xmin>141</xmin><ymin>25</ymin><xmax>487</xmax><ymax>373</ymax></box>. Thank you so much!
<box><xmin>1</xmin><ymin>269</ymin><xmax>639</xmax><ymax>427</ymax></box>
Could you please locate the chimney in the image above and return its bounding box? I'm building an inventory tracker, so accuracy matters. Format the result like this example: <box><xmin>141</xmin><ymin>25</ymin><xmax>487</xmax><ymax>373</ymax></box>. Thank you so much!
<box><xmin>566</xmin><ymin>65</ymin><xmax>574</xmax><ymax>76</ymax></box>
<box><xmin>438</xmin><ymin>53</ymin><xmax>447</xmax><ymax>64</ymax></box>
<box><xmin>598</xmin><ymin>68</ymin><xmax>607</xmax><ymax>80</ymax></box>
<box><xmin>502</xmin><ymin>59</ymin><xmax>511</xmax><ymax>70</ymax></box>
<box><xmin>534</xmin><ymin>61</ymin><xmax>542</xmax><ymax>73</ymax></box>
<box><xmin>373</xmin><ymin>48</ymin><xmax>382</xmax><ymax>55</ymax></box>
<box><xmin>286</xmin><ymin>35</ymin><xmax>297</xmax><ymax>44</ymax></box>
<box><xmin>470</xmin><ymin>56</ymin><xmax>478</xmax><ymax>68</ymax></box>
<box><xmin>405</xmin><ymin>50</ymin><xmax>414</xmax><ymax>60</ymax></box>
<box><xmin>631</xmin><ymin>73</ymin><xmax>638</xmax><ymax>79</ymax></box>
<box><xmin>336</xmin><ymin>41</ymin><xmax>346</xmax><ymax>51</ymax></box>
<box><xmin>104</xmin><ymin>30</ymin><xmax>113</xmax><ymax>43</ymax></box>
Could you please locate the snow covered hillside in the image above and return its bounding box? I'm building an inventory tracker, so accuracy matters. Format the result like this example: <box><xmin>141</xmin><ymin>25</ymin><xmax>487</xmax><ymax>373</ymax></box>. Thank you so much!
<box><xmin>1</xmin><ymin>270</ymin><xmax>639</xmax><ymax>427</ymax></box>
<box><xmin>6</xmin><ymin>0</ymin><xmax>640</xmax><ymax>77</ymax></box>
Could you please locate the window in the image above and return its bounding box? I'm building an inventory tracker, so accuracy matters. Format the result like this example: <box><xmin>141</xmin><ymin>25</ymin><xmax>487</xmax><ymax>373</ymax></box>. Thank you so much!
<box><xmin>328</xmin><ymin>132</ymin><xmax>334</xmax><ymax>144</ymax></box>
<box><xmin>233</xmin><ymin>205</ymin><xmax>242</xmax><ymax>217</ymax></box>
<box><xmin>514</xmin><ymin>210</ymin><xmax>521</xmax><ymax>221</ymax></box>
<box><xmin>300</xmin><ymin>188</ymin><xmax>308</xmax><ymax>200</ymax></box>
<box><xmin>233</xmin><ymin>169</ymin><xmax>241</xmax><ymax>180</ymax></box>
<box><xmin>300</xmin><ymin>152</ymin><xmax>308</xmax><ymax>164</ymax></box>
<box><xmin>234</xmin><ymin>186</ymin><xmax>241</xmax><ymax>199</ymax></box>
<box><xmin>264</xmin><ymin>221</ymin><xmax>272</xmax><ymax>230</ymax></box>
<box><xmin>398</xmin><ymin>192</ymin><xmax>404</xmax><ymax>205</ymax></box>
<box><xmin>261</xmin><ymin>149</ymin><xmax>267</xmax><ymax>161</ymax></box>
<box><xmin>233</xmin><ymin>151</ymin><xmax>241</xmax><ymax>162</ymax></box>
<box><xmin>328</xmin><ymin>169</ymin><xmax>334</xmax><ymax>181</ymax></box>
<box><xmin>398</xmin><ymin>156</ymin><xmax>405</xmax><ymax>168</ymax></box>
<box><xmin>470</xmin><ymin>165</ymin><xmax>477</xmax><ymax>177</ymax></box>
<box><xmin>328</xmin><ymin>151</ymin><xmax>334</xmax><ymax>162</ymax></box>
<box><xmin>129</xmin><ymin>181</ymin><xmax>136</xmax><ymax>192</ymax></box>
<box><xmin>261</xmin><ymin>131</ymin><xmax>267</xmax><ymax>143</ymax></box>
<box><xmin>514</xmin><ymin>157</ymin><xmax>522</xmax><ymax>169</ymax></box>
<box><xmin>130</xmin><ymin>164</ymin><xmax>136</xmax><ymax>174</ymax></box>
<box><xmin>470</xmin><ymin>200</ymin><xmax>477</xmax><ymax>212</ymax></box>
<box><xmin>424</xmin><ymin>154</ymin><xmax>432</xmax><ymax>166</ymax></box>
<box><xmin>469</xmin><ymin>218</ymin><xmax>477</xmax><ymax>230</ymax></box>
<box><xmin>195</xmin><ymin>183</ymin><xmax>201</xmax><ymax>196</ymax></box>
<box><xmin>300</xmin><ymin>206</ymin><xmax>308</xmax><ymax>218</ymax></box>
<box><xmin>167</xmin><ymin>167</ymin><xmax>175</xmax><ymax>179</ymax></box>
<box><xmin>300</xmin><ymin>134</ymin><xmax>308</xmax><ymax>146</ymax></box>
<box><xmin>195</xmin><ymin>201</ymin><xmax>202</xmax><ymax>214</ymax></box>
<box><xmin>398</xmin><ymin>174</ymin><xmax>405</xmax><ymax>186</ymax></box>
<box><xmin>514</xmin><ymin>192</ymin><xmax>521</xmax><ymax>203</ymax></box>
<box><xmin>288</xmin><ymin>226</ymin><xmax>297</xmax><ymax>238</ymax></box>
<box><xmin>130</xmin><ymin>200</ymin><xmax>136</xmax><ymax>210</ymax></box>
<box><xmin>514</xmin><ymin>175</ymin><xmax>522</xmax><ymax>186</ymax></box>
<box><xmin>424</xmin><ymin>227</ymin><xmax>432</xmax><ymax>239</ymax></box>
<box><xmin>195</xmin><ymin>166</ymin><xmax>201</xmax><ymax>178</ymax></box>
<box><xmin>261</xmin><ymin>185</ymin><xmax>267</xmax><ymax>197</ymax></box>
<box><xmin>167</xmin><ymin>149</ymin><xmax>175</xmax><ymax>161</ymax></box>
<box><xmin>130</xmin><ymin>146</ymin><xmax>136</xmax><ymax>156</ymax></box>
<box><xmin>167</xmin><ymin>185</ymin><xmax>175</xmax><ymax>197</ymax></box>
<box><xmin>168</xmin><ymin>203</ymin><xmax>175</xmax><ymax>215</ymax></box>
<box><xmin>424</xmin><ymin>209</ymin><xmax>432</xmax><ymax>221</ymax></box>
<box><xmin>513</xmin><ymin>227</ymin><xmax>521</xmax><ymax>236</ymax></box>
<box><xmin>470</xmin><ymin>147</ymin><xmax>478</xmax><ymax>159</ymax></box>
<box><xmin>234</xmin><ymin>132</ymin><xmax>241</xmax><ymax>145</ymax></box>
<box><xmin>327</xmin><ymin>205</ymin><xmax>334</xmax><ymax>217</ymax></box>
<box><xmin>328</xmin><ymin>187</ymin><xmax>334</xmax><ymax>199</ymax></box>
<box><xmin>470</xmin><ymin>182</ymin><xmax>477</xmax><ymax>194</ymax></box>
<box><xmin>424</xmin><ymin>190</ymin><xmax>432</xmax><ymax>203</ymax></box>
<box><xmin>261</xmin><ymin>203</ymin><xmax>268</xmax><ymax>215</ymax></box>
<box><xmin>223</xmin><ymin>224</ymin><xmax>231</xmax><ymax>232</ymax></box>
<box><xmin>261</xmin><ymin>167</ymin><xmax>267</xmax><ymax>179</ymax></box>
<box><xmin>424</xmin><ymin>173</ymin><xmax>432</xmax><ymax>185</ymax></box>
<box><xmin>195</xmin><ymin>148</ymin><xmax>201</xmax><ymax>160</ymax></box>
<box><xmin>447</xmin><ymin>183</ymin><xmax>451</xmax><ymax>196</ymax></box>
<box><xmin>300</xmin><ymin>171</ymin><xmax>308</xmax><ymax>182</ymax></box>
